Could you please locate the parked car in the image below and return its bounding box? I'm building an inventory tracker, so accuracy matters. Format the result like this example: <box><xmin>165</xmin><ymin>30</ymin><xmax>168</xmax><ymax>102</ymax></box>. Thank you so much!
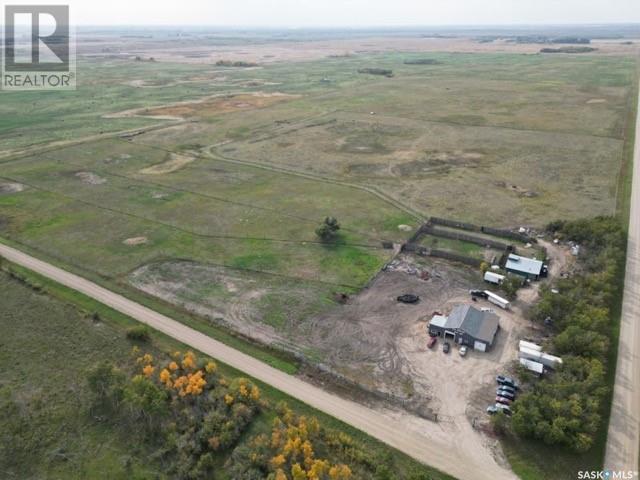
<box><xmin>459</xmin><ymin>346</ymin><xmax>468</xmax><ymax>357</ymax></box>
<box><xmin>427</xmin><ymin>337</ymin><xmax>437</xmax><ymax>349</ymax></box>
<box><xmin>496</xmin><ymin>389</ymin><xmax>516</xmax><ymax>401</ymax></box>
<box><xmin>496</xmin><ymin>375</ymin><xmax>519</xmax><ymax>389</ymax></box>
<box><xmin>497</xmin><ymin>383</ymin><xmax>517</xmax><ymax>394</ymax></box>
<box><xmin>486</xmin><ymin>405</ymin><xmax>499</xmax><ymax>415</ymax></box>
<box><xmin>443</xmin><ymin>342</ymin><xmax>450</xmax><ymax>354</ymax></box>
<box><xmin>494</xmin><ymin>403</ymin><xmax>512</xmax><ymax>416</ymax></box>
<box><xmin>397</xmin><ymin>294</ymin><xmax>420</xmax><ymax>304</ymax></box>
<box><xmin>496</xmin><ymin>396</ymin><xmax>511</xmax><ymax>405</ymax></box>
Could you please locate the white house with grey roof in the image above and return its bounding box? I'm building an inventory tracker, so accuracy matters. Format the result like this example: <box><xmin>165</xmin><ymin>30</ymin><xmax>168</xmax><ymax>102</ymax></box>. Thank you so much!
<box><xmin>428</xmin><ymin>305</ymin><xmax>500</xmax><ymax>352</ymax></box>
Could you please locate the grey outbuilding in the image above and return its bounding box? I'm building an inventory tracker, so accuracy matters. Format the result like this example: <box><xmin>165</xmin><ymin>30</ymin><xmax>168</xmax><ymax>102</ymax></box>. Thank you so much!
<box><xmin>428</xmin><ymin>305</ymin><xmax>500</xmax><ymax>352</ymax></box>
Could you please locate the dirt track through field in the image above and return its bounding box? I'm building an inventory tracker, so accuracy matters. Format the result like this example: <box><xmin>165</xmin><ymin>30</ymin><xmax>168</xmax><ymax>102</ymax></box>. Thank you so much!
<box><xmin>0</xmin><ymin>241</ymin><xmax>517</xmax><ymax>480</ymax></box>
<box><xmin>605</xmin><ymin>79</ymin><xmax>640</xmax><ymax>473</ymax></box>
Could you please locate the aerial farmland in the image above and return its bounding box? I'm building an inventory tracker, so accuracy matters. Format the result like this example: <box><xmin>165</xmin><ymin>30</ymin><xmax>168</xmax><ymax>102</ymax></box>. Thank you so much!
<box><xmin>1</xmin><ymin>22</ymin><xmax>638</xmax><ymax>480</ymax></box>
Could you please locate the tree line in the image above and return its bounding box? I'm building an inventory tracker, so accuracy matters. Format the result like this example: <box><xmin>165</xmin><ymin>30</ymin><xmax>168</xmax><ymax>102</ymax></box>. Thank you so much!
<box><xmin>87</xmin><ymin>349</ymin><xmax>437</xmax><ymax>479</ymax></box>
<box><xmin>509</xmin><ymin>217</ymin><xmax>626</xmax><ymax>452</ymax></box>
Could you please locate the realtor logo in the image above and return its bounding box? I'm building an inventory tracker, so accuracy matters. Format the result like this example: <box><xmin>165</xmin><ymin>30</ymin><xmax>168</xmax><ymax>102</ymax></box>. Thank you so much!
<box><xmin>2</xmin><ymin>5</ymin><xmax>76</xmax><ymax>90</ymax></box>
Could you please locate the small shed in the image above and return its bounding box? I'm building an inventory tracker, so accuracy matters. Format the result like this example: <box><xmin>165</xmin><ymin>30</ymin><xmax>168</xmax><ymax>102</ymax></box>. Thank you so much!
<box><xmin>505</xmin><ymin>254</ymin><xmax>545</xmax><ymax>280</ymax></box>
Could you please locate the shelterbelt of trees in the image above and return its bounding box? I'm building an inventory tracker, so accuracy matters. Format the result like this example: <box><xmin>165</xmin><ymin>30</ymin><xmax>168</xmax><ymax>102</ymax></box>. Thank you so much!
<box><xmin>88</xmin><ymin>349</ymin><xmax>437</xmax><ymax>480</ymax></box>
<box><xmin>510</xmin><ymin>217</ymin><xmax>626</xmax><ymax>452</ymax></box>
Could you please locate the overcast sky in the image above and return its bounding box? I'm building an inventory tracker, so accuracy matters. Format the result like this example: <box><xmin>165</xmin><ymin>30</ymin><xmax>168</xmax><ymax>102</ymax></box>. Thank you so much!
<box><xmin>4</xmin><ymin>0</ymin><xmax>640</xmax><ymax>26</ymax></box>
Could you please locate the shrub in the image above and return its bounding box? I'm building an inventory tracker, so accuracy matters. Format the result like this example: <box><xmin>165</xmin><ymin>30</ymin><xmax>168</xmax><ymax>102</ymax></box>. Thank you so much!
<box><xmin>126</xmin><ymin>326</ymin><xmax>151</xmax><ymax>342</ymax></box>
<box><xmin>316</xmin><ymin>217</ymin><xmax>341</xmax><ymax>242</ymax></box>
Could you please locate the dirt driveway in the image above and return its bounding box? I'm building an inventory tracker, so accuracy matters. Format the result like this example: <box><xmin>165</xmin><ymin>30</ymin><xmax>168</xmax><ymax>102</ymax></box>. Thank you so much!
<box><xmin>398</xmin><ymin>299</ymin><xmax>524</xmax><ymax>420</ymax></box>
<box><xmin>307</xmin><ymin>256</ymin><xmax>476</xmax><ymax>401</ymax></box>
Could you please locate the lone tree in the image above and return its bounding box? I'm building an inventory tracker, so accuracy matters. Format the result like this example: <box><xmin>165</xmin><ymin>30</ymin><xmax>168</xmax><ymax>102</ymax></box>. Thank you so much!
<box><xmin>316</xmin><ymin>217</ymin><xmax>341</xmax><ymax>241</ymax></box>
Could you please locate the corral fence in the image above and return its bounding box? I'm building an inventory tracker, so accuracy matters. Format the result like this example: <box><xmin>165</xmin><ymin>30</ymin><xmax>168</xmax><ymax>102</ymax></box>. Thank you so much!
<box><xmin>422</xmin><ymin>225</ymin><xmax>509</xmax><ymax>251</ymax></box>
<box><xmin>430</xmin><ymin>217</ymin><xmax>536</xmax><ymax>244</ymax></box>
<box><xmin>399</xmin><ymin>215</ymin><xmax>535</xmax><ymax>268</ymax></box>
<box><xmin>401</xmin><ymin>243</ymin><xmax>483</xmax><ymax>268</ymax></box>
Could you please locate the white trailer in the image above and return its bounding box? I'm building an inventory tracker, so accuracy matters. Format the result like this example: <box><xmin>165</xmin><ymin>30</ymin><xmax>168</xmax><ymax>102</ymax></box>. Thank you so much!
<box><xmin>484</xmin><ymin>271</ymin><xmax>505</xmax><ymax>285</ymax></box>
<box><xmin>520</xmin><ymin>357</ymin><xmax>544</xmax><ymax>375</ymax></box>
<box><xmin>519</xmin><ymin>347</ymin><xmax>543</xmax><ymax>362</ymax></box>
<box><xmin>484</xmin><ymin>290</ymin><xmax>510</xmax><ymax>310</ymax></box>
<box><xmin>519</xmin><ymin>348</ymin><xmax>562</xmax><ymax>369</ymax></box>
<box><xmin>519</xmin><ymin>340</ymin><xmax>543</xmax><ymax>352</ymax></box>
<box><xmin>540</xmin><ymin>353</ymin><xmax>563</xmax><ymax>369</ymax></box>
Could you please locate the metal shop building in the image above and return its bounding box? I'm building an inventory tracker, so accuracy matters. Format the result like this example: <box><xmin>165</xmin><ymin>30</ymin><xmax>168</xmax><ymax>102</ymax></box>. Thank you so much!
<box><xmin>428</xmin><ymin>305</ymin><xmax>500</xmax><ymax>352</ymax></box>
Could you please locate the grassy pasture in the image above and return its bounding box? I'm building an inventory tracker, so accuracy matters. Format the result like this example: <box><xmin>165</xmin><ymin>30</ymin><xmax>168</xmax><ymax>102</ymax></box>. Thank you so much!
<box><xmin>0</xmin><ymin>132</ymin><xmax>414</xmax><ymax>360</ymax></box>
<box><xmin>207</xmin><ymin>52</ymin><xmax>636</xmax><ymax>227</ymax></box>
<box><xmin>0</xmin><ymin>137</ymin><xmax>418</xmax><ymax>286</ymax></box>
<box><xmin>0</xmin><ymin>58</ymin><xmax>252</xmax><ymax>151</ymax></box>
<box><xmin>0</xmin><ymin>269</ymin><xmax>159</xmax><ymax>479</ymax></box>
<box><xmin>0</xmin><ymin>41</ymin><xmax>637</xmax><ymax>480</ymax></box>
<box><xmin>418</xmin><ymin>235</ymin><xmax>503</xmax><ymax>262</ymax></box>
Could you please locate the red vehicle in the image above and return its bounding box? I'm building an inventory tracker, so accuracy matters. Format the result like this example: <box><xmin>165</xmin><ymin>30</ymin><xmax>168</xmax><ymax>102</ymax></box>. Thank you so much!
<box><xmin>496</xmin><ymin>396</ymin><xmax>511</xmax><ymax>406</ymax></box>
<box><xmin>427</xmin><ymin>337</ymin><xmax>437</xmax><ymax>349</ymax></box>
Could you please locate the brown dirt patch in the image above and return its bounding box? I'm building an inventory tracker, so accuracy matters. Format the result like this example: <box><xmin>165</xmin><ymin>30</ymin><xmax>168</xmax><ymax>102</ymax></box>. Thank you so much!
<box><xmin>123</xmin><ymin>236</ymin><xmax>149</xmax><ymax>246</ymax></box>
<box><xmin>142</xmin><ymin>92</ymin><xmax>299</xmax><ymax>119</ymax></box>
<box><xmin>306</xmin><ymin>255</ymin><xmax>477</xmax><ymax>398</ymax></box>
<box><xmin>0</xmin><ymin>182</ymin><xmax>26</xmax><ymax>194</ymax></box>
<box><xmin>139</xmin><ymin>153</ymin><xmax>194</xmax><ymax>175</ymax></box>
<box><xmin>494</xmin><ymin>181</ymin><xmax>539</xmax><ymax>198</ymax></box>
<box><xmin>75</xmin><ymin>172</ymin><xmax>106</xmax><ymax>185</ymax></box>
<box><xmin>393</xmin><ymin>151</ymin><xmax>486</xmax><ymax>176</ymax></box>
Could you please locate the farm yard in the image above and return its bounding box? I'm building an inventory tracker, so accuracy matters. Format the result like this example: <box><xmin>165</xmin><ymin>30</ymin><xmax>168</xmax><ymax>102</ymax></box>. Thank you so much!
<box><xmin>0</xmin><ymin>31</ymin><xmax>638</xmax><ymax>480</ymax></box>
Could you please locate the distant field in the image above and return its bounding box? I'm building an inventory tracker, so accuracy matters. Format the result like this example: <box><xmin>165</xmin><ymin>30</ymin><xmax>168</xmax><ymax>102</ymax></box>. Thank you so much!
<box><xmin>200</xmin><ymin>53</ymin><xmax>635</xmax><ymax>226</ymax></box>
